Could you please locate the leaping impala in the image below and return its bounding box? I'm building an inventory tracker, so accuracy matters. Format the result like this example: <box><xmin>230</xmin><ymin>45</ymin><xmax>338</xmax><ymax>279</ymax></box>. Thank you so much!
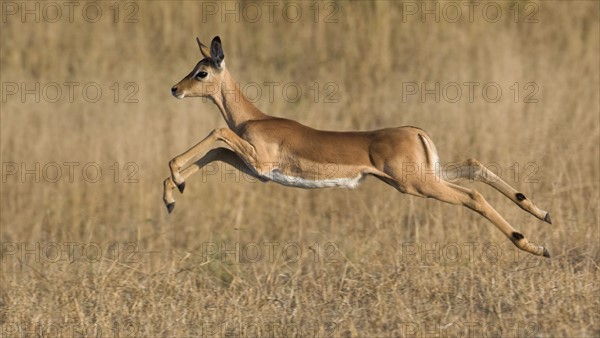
<box><xmin>164</xmin><ymin>36</ymin><xmax>552</xmax><ymax>258</ymax></box>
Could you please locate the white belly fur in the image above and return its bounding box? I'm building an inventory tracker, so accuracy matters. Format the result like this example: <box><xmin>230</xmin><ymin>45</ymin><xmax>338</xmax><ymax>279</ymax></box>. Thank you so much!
<box><xmin>263</xmin><ymin>169</ymin><xmax>365</xmax><ymax>189</ymax></box>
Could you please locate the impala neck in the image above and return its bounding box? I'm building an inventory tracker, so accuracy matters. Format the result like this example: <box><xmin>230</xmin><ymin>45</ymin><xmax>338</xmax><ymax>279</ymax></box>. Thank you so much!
<box><xmin>210</xmin><ymin>69</ymin><xmax>268</xmax><ymax>132</ymax></box>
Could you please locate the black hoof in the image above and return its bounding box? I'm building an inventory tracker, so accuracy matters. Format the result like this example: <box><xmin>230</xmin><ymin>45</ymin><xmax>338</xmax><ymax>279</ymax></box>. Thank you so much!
<box><xmin>166</xmin><ymin>202</ymin><xmax>175</xmax><ymax>214</ymax></box>
<box><xmin>544</xmin><ymin>213</ymin><xmax>552</xmax><ymax>224</ymax></box>
<box><xmin>542</xmin><ymin>247</ymin><xmax>551</xmax><ymax>258</ymax></box>
<box><xmin>177</xmin><ymin>182</ymin><xmax>186</xmax><ymax>193</ymax></box>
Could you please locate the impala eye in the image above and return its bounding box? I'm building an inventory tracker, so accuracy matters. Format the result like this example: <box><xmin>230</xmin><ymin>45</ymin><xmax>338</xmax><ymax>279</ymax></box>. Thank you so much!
<box><xmin>195</xmin><ymin>71</ymin><xmax>208</xmax><ymax>80</ymax></box>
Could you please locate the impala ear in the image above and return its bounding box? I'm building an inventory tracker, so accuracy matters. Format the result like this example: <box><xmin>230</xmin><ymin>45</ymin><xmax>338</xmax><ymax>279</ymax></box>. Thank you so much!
<box><xmin>196</xmin><ymin>37</ymin><xmax>211</xmax><ymax>59</ymax></box>
<box><xmin>210</xmin><ymin>36</ymin><xmax>225</xmax><ymax>68</ymax></box>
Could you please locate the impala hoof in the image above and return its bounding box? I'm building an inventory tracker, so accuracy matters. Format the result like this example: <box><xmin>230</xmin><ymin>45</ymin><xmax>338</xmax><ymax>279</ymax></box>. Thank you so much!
<box><xmin>177</xmin><ymin>182</ymin><xmax>186</xmax><ymax>193</ymax></box>
<box><xmin>542</xmin><ymin>247</ymin><xmax>551</xmax><ymax>258</ymax></box>
<box><xmin>166</xmin><ymin>202</ymin><xmax>175</xmax><ymax>214</ymax></box>
<box><xmin>544</xmin><ymin>213</ymin><xmax>552</xmax><ymax>224</ymax></box>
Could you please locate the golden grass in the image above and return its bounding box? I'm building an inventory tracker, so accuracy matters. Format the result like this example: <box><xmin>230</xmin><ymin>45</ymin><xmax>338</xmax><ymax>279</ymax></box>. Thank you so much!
<box><xmin>1</xmin><ymin>1</ymin><xmax>598</xmax><ymax>336</ymax></box>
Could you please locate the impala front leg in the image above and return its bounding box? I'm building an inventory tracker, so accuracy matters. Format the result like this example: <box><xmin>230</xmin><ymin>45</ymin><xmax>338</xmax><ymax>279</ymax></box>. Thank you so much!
<box><xmin>168</xmin><ymin>128</ymin><xmax>258</xmax><ymax>191</ymax></box>
<box><xmin>169</xmin><ymin>130</ymin><xmax>218</xmax><ymax>193</ymax></box>
<box><xmin>164</xmin><ymin>147</ymin><xmax>263</xmax><ymax>213</ymax></box>
<box><xmin>163</xmin><ymin>128</ymin><xmax>258</xmax><ymax>213</ymax></box>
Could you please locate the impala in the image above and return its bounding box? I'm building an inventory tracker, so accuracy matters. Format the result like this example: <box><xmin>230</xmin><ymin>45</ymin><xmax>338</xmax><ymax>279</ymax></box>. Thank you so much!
<box><xmin>164</xmin><ymin>36</ymin><xmax>551</xmax><ymax>258</ymax></box>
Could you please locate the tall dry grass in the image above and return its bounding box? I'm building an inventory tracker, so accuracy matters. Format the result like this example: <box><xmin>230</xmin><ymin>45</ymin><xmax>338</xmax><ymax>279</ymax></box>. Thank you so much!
<box><xmin>1</xmin><ymin>1</ymin><xmax>598</xmax><ymax>336</ymax></box>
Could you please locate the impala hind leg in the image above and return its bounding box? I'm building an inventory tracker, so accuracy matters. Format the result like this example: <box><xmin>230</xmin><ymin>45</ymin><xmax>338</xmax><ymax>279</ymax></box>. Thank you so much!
<box><xmin>444</xmin><ymin>159</ymin><xmax>551</xmax><ymax>224</ymax></box>
<box><xmin>414</xmin><ymin>179</ymin><xmax>550</xmax><ymax>257</ymax></box>
<box><xmin>163</xmin><ymin>147</ymin><xmax>262</xmax><ymax>213</ymax></box>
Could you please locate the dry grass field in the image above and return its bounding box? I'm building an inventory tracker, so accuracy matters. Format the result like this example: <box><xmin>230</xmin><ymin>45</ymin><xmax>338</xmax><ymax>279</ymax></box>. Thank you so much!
<box><xmin>1</xmin><ymin>1</ymin><xmax>598</xmax><ymax>337</ymax></box>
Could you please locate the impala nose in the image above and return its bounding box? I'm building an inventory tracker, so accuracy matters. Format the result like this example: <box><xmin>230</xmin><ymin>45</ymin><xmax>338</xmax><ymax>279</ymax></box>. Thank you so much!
<box><xmin>171</xmin><ymin>86</ymin><xmax>177</xmax><ymax>95</ymax></box>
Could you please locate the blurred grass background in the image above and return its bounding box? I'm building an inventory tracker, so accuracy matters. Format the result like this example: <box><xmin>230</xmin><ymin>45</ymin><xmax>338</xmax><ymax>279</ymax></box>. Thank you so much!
<box><xmin>1</xmin><ymin>0</ymin><xmax>598</xmax><ymax>336</ymax></box>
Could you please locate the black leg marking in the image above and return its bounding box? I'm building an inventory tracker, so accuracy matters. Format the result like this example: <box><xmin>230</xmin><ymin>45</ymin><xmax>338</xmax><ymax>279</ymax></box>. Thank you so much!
<box><xmin>512</xmin><ymin>232</ymin><xmax>524</xmax><ymax>240</ymax></box>
<box><xmin>166</xmin><ymin>202</ymin><xmax>175</xmax><ymax>214</ymax></box>
<box><xmin>516</xmin><ymin>193</ymin><xmax>526</xmax><ymax>201</ymax></box>
<box><xmin>543</xmin><ymin>248</ymin><xmax>551</xmax><ymax>258</ymax></box>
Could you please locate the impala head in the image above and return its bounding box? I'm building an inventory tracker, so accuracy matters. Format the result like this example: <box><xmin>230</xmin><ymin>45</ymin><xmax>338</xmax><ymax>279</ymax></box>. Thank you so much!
<box><xmin>171</xmin><ymin>36</ymin><xmax>226</xmax><ymax>99</ymax></box>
